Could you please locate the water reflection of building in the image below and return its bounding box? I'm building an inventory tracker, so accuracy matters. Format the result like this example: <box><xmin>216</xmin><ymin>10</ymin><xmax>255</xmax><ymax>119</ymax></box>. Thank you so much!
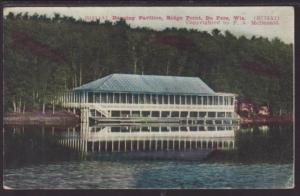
<box><xmin>58</xmin><ymin>122</ymin><xmax>235</xmax><ymax>160</ymax></box>
<box><xmin>61</xmin><ymin>74</ymin><xmax>239</xmax><ymax>124</ymax></box>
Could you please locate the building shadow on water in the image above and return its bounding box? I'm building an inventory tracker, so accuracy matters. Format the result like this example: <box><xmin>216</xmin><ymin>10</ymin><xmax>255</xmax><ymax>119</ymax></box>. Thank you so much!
<box><xmin>4</xmin><ymin>122</ymin><xmax>293</xmax><ymax>169</ymax></box>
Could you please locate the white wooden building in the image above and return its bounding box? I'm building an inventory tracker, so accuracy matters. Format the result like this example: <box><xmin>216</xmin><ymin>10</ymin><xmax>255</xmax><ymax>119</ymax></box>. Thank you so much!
<box><xmin>61</xmin><ymin>74</ymin><xmax>239</xmax><ymax>124</ymax></box>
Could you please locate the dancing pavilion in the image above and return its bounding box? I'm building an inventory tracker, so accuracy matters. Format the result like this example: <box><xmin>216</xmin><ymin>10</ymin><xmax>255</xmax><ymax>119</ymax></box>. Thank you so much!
<box><xmin>61</xmin><ymin>74</ymin><xmax>239</xmax><ymax>124</ymax></box>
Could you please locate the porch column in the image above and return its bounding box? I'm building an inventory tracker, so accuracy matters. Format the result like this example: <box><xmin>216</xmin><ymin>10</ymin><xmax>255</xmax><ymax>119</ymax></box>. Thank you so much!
<box><xmin>132</xmin><ymin>93</ymin><xmax>134</xmax><ymax>104</ymax></box>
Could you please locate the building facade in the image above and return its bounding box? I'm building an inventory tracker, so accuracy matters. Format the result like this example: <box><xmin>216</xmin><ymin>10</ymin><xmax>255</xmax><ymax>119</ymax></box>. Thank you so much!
<box><xmin>61</xmin><ymin>74</ymin><xmax>239</xmax><ymax>125</ymax></box>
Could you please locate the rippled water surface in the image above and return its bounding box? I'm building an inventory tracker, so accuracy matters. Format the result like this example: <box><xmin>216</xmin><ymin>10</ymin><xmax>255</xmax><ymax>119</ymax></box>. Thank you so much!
<box><xmin>3</xmin><ymin>124</ymin><xmax>294</xmax><ymax>189</ymax></box>
<box><xmin>4</xmin><ymin>161</ymin><xmax>293</xmax><ymax>189</ymax></box>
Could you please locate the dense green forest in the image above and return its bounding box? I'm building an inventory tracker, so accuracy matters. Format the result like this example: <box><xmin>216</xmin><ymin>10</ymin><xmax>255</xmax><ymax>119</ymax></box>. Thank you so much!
<box><xmin>3</xmin><ymin>12</ymin><xmax>293</xmax><ymax>115</ymax></box>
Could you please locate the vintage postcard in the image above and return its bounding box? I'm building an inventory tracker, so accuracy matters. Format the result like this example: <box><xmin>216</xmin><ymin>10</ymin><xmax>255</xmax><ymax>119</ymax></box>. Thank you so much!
<box><xmin>3</xmin><ymin>6</ymin><xmax>294</xmax><ymax>189</ymax></box>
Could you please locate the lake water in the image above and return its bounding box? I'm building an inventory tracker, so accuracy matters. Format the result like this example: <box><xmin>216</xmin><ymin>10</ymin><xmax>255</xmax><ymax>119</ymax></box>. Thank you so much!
<box><xmin>3</xmin><ymin>123</ymin><xmax>294</xmax><ymax>189</ymax></box>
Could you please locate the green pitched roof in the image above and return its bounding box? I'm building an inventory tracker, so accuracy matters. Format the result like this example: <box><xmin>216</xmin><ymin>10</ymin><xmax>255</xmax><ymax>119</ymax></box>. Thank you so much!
<box><xmin>73</xmin><ymin>74</ymin><xmax>215</xmax><ymax>95</ymax></box>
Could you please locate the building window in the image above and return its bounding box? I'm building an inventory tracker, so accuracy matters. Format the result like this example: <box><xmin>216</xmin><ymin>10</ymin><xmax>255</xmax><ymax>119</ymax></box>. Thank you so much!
<box><xmin>190</xmin><ymin>112</ymin><xmax>197</xmax><ymax>117</ymax></box>
<box><xmin>108</xmin><ymin>93</ymin><xmax>113</xmax><ymax>103</ymax></box>
<box><xmin>192</xmin><ymin>96</ymin><xmax>196</xmax><ymax>105</ymax></box>
<box><xmin>181</xmin><ymin>95</ymin><xmax>186</xmax><ymax>105</ymax></box>
<box><xmin>145</xmin><ymin>94</ymin><xmax>151</xmax><ymax>104</ymax></box>
<box><xmin>139</xmin><ymin>94</ymin><xmax>144</xmax><ymax>104</ymax></box>
<box><xmin>197</xmin><ymin>96</ymin><xmax>202</xmax><ymax>105</ymax></box>
<box><xmin>180</xmin><ymin>111</ymin><xmax>188</xmax><ymax>117</ymax></box>
<box><xmin>121</xmin><ymin>93</ymin><xmax>126</xmax><ymax>103</ymax></box>
<box><xmin>171</xmin><ymin>111</ymin><xmax>179</xmax><ymax>117</ymax></box>
<box><xmin>175</xmin><ymin>95</ymin><xmax>180</xmax><ymax>104</ymax></box>
<box><xmin>214</xmin><ymin>96</ymin><xmax>218</xmax><ymax>105</ymax></box>
<box><xmin>142</xmin><ymin>111</ymin><xmax>150</xmax><ymax>117</ymax></box>
<box><xmin>208</xmin><ymin>96</ymin><xmax>213</xmax><ymax>105</ymax></box>
<box><xmin>111</xmin><ymin>111</ymin><xmax>121</xmax><ymax>117</ymax></box>
<box><xmin>121</xmin><ymin>111</ymin><xmax>130</xmax><ymax>117</ymax></box>
<box><xmin>171</xmin><ymin>127</ymin><xmax>179</xmax><ymax>132</ymax></box>
<box><xmin>132</xmin><ymin>111</ymin><xmax>140</xmax><ymax>117</ymax></box>
<box><xmin>162</xmin><ymin>111</ymin><xmax>170</xmax><ymax>117</ymax></box>
<box><xmin>170</xmin><ymin>95</ymin><xmax>174</xmax><ymax>104</ymax></box>
<box><xmin>199</xmin><ymin>112</ymin><xmax>206</xmax><ymax>117</ymax></box>
<box><xmin>203</xmin><ymin>96</ymin><xmax>207</xmax><ymax>105</ymax></box>
<box><xmin>127</xmin><ymin>94</ymin><xmax>132</xmax><ymax>104</ymax></box>
<box><xmin>152</xmin><ymin>94</ymin><xmax>157</xmax><ymax>104</ymax></box>
<box><xmin>163</xmin><ymin>95</ymin><xmax>168</xmax><ymax>104</ymax></box>
<box><xmin>219</xmin><ymin>96</ymin><xmax>223</xmax><ymax>105</ymax></box>
<box><xmin>133</xmin><ymin>94</ymin><xmax>138</xmax><ymax>104</ymax></box>
<box><xmin>152</xmin><ymin>111</ymin><xmax>160</xmax><ymax>117</ymax></box>
<box><xmin>180</xmin><ymin>127</ymin><xmax>187</xmax><ymax>131</ymax></box>
<box><xmin>95</xmin><ymin>93</ymin><xmax>100</xmax><ymax>103</ymax></box>
<box><xmin>217</xmin><ymin>112</ymin><xmax>225</xmax><ymax>117</ymax></box>
<box><xmin>114</xmin><ymin>93</ymin><xmax>119</xmax><ymax>103</ymax></box>
<box><xmin>158</xmin><ymin>95</ymin><xmax>163</xmax><ymax>104</ymax></box>
<box><xmin>208</xmin><ymin>112</ymin><xmax>216</xmax><ymax>117</ymax></box>
<box><xmin>226</xmin><ymin>112</ymin><xmax>232</xmax><ymax>117</ymax></box>
<box><xmin>101</xmin><ymin>93</ymin><xmax>106</xmax><ymax>103</ymax></box>
<box><xmin>187</xmin><ymin>95</ymin><xmax>191</xmax><ymax>104</ymax></box>
<box><xmin>87</xmin><ymin>92</ymin><xmax>93</xmax><ymax>103</ymax></box>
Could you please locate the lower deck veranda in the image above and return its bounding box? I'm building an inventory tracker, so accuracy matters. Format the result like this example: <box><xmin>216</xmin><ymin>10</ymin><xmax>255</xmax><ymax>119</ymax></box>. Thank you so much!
<box><xmin>61</xmin><ymin>92</ymin><xmax>239</xmax><ymax>125</ymax></box>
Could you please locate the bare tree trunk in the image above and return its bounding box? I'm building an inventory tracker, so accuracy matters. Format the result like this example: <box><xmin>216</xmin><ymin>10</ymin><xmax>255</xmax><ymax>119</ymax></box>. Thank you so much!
<box><xmin>79</xmin><ymin>63</ymin><xmax>82</xmax><ymax>86</ymax></box>
<box><xmin>134</xmin><ymin>58</ymin><xmax>137</xmax><ymax>74</ymax></box>
<box><xmin>166</xmin><ymin>59</ymin><xmax>170</xmax><ymax>75</ymax></box>
<box><xmin>33</xmin><ymin>91</ymin><xmax>35</xmax><ymax>104</ymax></box>
<box><xmin>12</xmin><ymin>99</ymin><xmax>17</xmax><ymax>113</ymax></box>
<box><xmin>18</xmin><ymin>99</ymin><xmax>22</xmax><ymax>113</ymax></box>
<box><xmin>74</xmin><ymin>73</ymin><xmax>77</xmax><ymax>87</ymax></box>
<box><xmin>42</xmin><ymin>103</ymin><xmax>46</xmax><ymax>114</ymax></box>
<box><xmin>64</xmin><ymin>79</ymin><xmax>67</xmax><ymax>89</ymax></box>
<box><xmin>279</xmin><ymin>109</ymin><xmax>282</xmax><ymax>116</ymax></box>
<box><xmin>52</xmin><ymin>102</ymin><xmax>55</xmax><ymax>114</ymax></box>
<box><xmin>23</xmin><ymin>103</ymin><xmax>25</xmax><ymax>114</ymax></box>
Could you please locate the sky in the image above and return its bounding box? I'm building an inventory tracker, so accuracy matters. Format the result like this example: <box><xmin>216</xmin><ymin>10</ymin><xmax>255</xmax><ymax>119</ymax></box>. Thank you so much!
<box><xmin>3</xmin><ymin>6</ymin><xmax>294</xmax><ymax>44</ymax></box>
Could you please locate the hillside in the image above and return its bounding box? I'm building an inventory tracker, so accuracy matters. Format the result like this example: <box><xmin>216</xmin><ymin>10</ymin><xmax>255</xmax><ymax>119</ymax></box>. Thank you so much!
<box><xmin>3</xmin><ymin>12</ymin><xmax>293</xmax><ymax>115</ymax></box>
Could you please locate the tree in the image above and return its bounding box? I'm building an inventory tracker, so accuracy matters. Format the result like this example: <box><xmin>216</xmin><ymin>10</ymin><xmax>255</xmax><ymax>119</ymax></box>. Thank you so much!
<box><xmin>3</xmin><ymin>13</ymin><xmax>294</xmax><ymax>115</ymax></box>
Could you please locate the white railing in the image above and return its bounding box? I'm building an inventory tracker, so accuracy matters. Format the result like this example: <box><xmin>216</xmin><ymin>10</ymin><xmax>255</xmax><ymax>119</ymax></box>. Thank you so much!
<box><xmin>64</xmin><ymin>102</ymin><xmax>235</xmax><ymax>112</ymax></box>
<box><xmin>83</xmin><ymin>130</ymin><xmax>235</xmax><ymax>141</ymax></box>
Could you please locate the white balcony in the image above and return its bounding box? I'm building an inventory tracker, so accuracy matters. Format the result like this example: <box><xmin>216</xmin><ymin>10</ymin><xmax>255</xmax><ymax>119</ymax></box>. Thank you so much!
<box><xmin>64</xmin><ymin>102</ymin><xmax>235</xmax><ymax>112</ymax></box>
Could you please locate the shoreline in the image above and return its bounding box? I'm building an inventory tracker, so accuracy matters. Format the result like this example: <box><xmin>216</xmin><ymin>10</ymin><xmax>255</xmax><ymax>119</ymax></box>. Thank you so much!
<box><xmin>240</xmin><ymin>115</ymin><xmax>293</xmax><ymax>126</ymax></box>
<box><xmin>4</xmin><ymin>112</ymin><xmax>293</xmax><ymax>126</ymax></box>
<box><xmin>4</xmin><ymin>111</ymin><xmax>80</xmax><ymax>126</ymax></box>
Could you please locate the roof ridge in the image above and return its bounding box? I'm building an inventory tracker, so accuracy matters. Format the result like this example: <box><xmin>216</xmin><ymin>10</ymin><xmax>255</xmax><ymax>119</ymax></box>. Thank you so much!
<box><xmin>100</xmin><ymin>74</ymin><xmax>114</xmax><ymax>88</ymax></box>
<box><xmin>112</xmin><ymin>73</ymin><xmax>200</xmax><ymax>79</ymax></box>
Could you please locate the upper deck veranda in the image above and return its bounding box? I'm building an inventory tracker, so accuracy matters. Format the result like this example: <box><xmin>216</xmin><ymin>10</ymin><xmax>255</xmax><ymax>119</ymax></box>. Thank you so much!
<box><xmin>60</xmin><ymin>74</ymin><xmax>237</xmax><ymax>112</ymax></box>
